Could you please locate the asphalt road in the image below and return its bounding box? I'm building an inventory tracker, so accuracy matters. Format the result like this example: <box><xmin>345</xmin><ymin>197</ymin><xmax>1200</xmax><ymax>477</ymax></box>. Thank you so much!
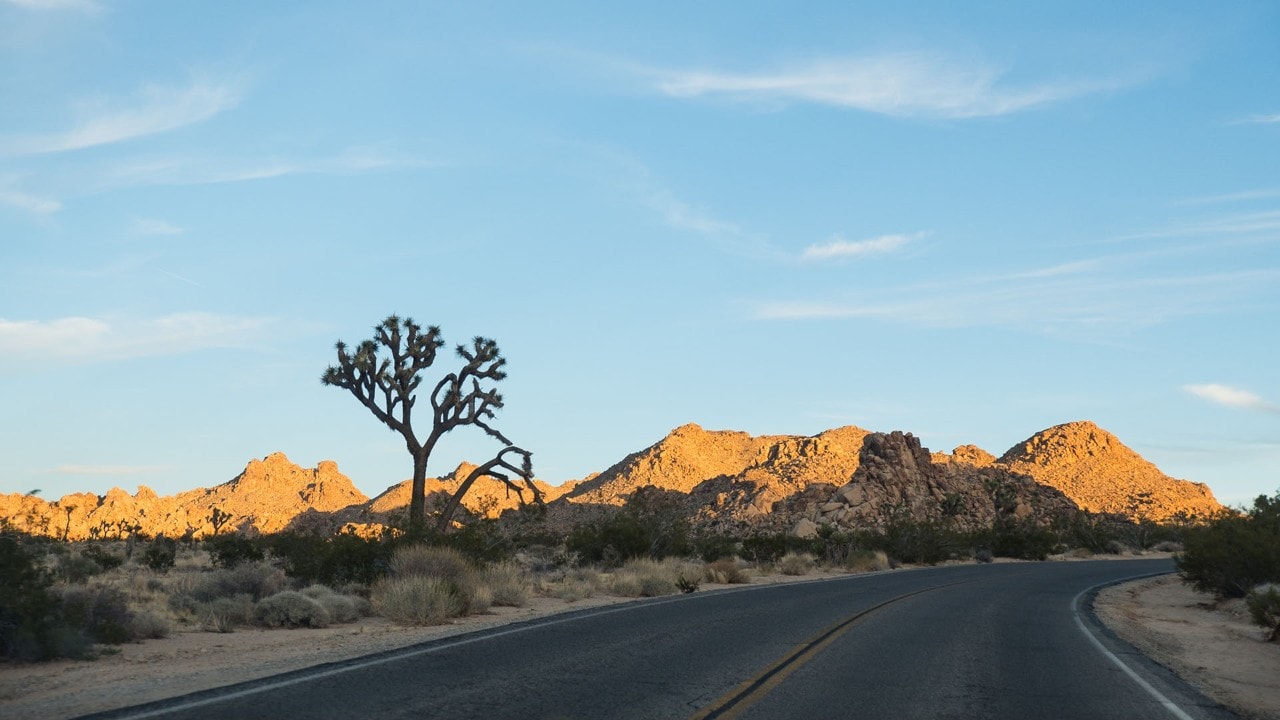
<box><xmin>84</xmin><ymin>560</ymin><xmax>1239</xmax><ymax>720</ymax></box>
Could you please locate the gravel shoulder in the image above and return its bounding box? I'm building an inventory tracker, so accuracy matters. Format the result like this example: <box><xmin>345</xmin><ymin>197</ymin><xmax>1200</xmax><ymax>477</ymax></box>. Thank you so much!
<box><xmin>1094</xmin><ymin>574</ymin><xmax>1280</xmax><ymax>720</ymax></box>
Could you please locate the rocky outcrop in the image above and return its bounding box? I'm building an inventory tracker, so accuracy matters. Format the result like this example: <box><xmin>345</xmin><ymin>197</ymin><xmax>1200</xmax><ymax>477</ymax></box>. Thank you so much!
<box><xmin>0</xmin><ymin>420</ymin><xmax>1227</xmax><ymax>541</ymax></box>
<box><xmin>999</xmin><ymin>421</ymin><xmax>1223</xmax><ymax>521</ymax></box>
<box><xmin>0</xmin><ymin>453</ymin><xmax>369</xmax><ymax>540</ymax></box>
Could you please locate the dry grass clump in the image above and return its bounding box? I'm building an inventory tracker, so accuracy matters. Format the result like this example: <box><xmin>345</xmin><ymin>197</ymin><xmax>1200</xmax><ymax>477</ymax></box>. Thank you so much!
<box><xmin>390</xmin><ymin>544</ymin><xmax>471</xmax><ymax>580</ymax></box>
<box><xmin>372</xmin><ymin>576</ymin><xmax>467</xmax><ymax>626</ymax></box>
<box><xmin>482</xmin><ymin>562</ymin><xmax>530</xmax><ymax>607</ymax></box>
<box><xmin>609</xmin><ymin>558</ymin><xmax>704</xmax><ymax>598</ymax></box>
<box><xmin>254</xmin><ymin>590</ymin><xmax>331</xmax><ymax>629</ymax></box>
<box><xmin>199</xmin><ymin>595</ymin><xmax>255</xmax><ymax>633</ymax></box>
<box><xmin>537</xmin><ymin>567</ymin><xmax>606</xmax><ymax>601</ymax></box>
<box><xmin>371</xmin><ymin>544</ymin><xmax>490</xmax><ymax>625</ymax></box>
<box><xmin>703</xmin><ymin>558</ymin><xmax>750</xmax><ymax>584</ymax></box>
<box><xmin>844</xmin><ymin>549</ymin><xmax>890</xmax><ymax>573</ymax></box>
<box><xmin>778</xmin><ymin>552</ymin><xmax>816</xmax><ymax>576</ymax></box>
<box><xmin>301</xmin><ymin>584</ymin><xmax>368</xmax><ymax>623</ymax></box>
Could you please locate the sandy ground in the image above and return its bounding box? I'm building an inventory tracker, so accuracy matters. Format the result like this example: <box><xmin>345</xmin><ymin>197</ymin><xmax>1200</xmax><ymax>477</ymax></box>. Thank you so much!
<box><xmin>1095</xmin><ymin>574</ymin><xmax>1280</xmax><ymax>720</ymax></box>
<box><xmin>2</xmin><ymin>563</ymin><xmax>1276</xmax><ymax>720</ymax></box>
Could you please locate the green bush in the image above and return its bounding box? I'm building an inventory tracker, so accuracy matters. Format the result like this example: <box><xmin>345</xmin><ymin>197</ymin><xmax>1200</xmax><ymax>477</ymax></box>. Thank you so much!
<box><xmin>58</xmin><ymin>585</ymin><xmax>134</xmax><ymax>644</ymax></box>
<box><xmin>845</xmin><ymin>549</ymin><xmax>891</xmax><ymax>573</ymax></box>
<box><xmin>142</xmin><ymin>536</ymin><xmax>178</xmax><ymax>572</ymax></box>
<box><xmin>254</xmin><ymin>591</ymin><xmax>331</xmax><ymax>628</ymax></box>
<box><xmin>205</xmin><ymin>535</ymin><xmax>265</xmax><ymax>569</ymax></box>
<box><xmin>57</xmin><ymin>552</ymin><xmax>106</xmax><ymax>584</ymax></box>
<box><xmin>266</xmin><ymin>532</ymin><xmax>391</xmax><ymax>586</ymax></box>
<box><xmin>1245</xmin><ymin>584</ymin><xmax>1280</xmax><ymax>642</ymax></box>
<box><xmin>0</xmin><ymin>534</ymin><xmax>76</xmax><ymax>661</ymax></box>
<box><xmin>1177</xmin><ymin>492</ymin><xmax>1280</xmax><ymax>599</ymax></box>
<box><xmin>566</xmin><ymin>489</ymin><xmax>691</xmax><ymax>566</ymax></box>
<box><xmin>740</xmin><ymin>533</ymin><xmax>815</xmax><ymax>564</ymax></box>
<box><xmin>300</xmin><ymin>585</ymin><xmax>365</xmax><ymax>623</ymax></box>
<box><xmin>81</xmin><ymin>544</ymin><xmax>125</xmax><ymax>571</ymax></box>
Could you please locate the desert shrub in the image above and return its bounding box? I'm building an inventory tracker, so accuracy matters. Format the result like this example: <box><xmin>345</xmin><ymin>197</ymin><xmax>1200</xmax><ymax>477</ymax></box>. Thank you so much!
<box><xmin>1178</xmin><ymin>492</ymin><xmax>1280</xmax><ymax>599</ymax></box>
<box><xmin>126</xmin><ymin>608</ymin><xmax>171</xmax><ymax>639</ymax></box>
<box><xmin>58</xmin><ymin>584</ymin><xmax>134</xmax><ymax>644</ymax></box>
<box><xmin>779</xmin><ymin>552</ymin><xmax>816</xmax><ymax>576</ymax></box>
<box><xmin>692</xmin><ymin>534</ymin><xmax>739</xmax><ymax>562</ymax></box>
<box><xmin>703</xmin><ymin>558</ymin><xmax>749</xmax><ymax>584</ymax></box>
<box><xmin>302</xmin><ymin>586</ymin><xmax>362</xmax><ymax>624</ymax></box>
<box><xmin>566</xmin><ymin>514</ymin><xmax>651</xmax><ymax>567</ymax></box>
<box><xmin>974</xmin><ymin>548</ymin><xmax>995</xmax><ymax>564</ymax></box>
<box><xmin>1246</xmin><ymin>584</ymin><xmax>1280</xmax><ymax>642</ymax></box>
<box><xmin>57</xmin><ymin>552</ymin><xmax>106</xmax><ymax>584</ymax></box>
<box><xmin>882</xmin><ymin>517</ymin><xmax>964</xmax><ymax>564</ymax></box>
<box><xmin>198</xmin><ymin>595</ymin><xmax>255</xmax><ymax>633</ymax></box>
<box><xmin>372</xmin><ymin>576</ymin><xmax>466</xmax><ymax>625</ymax></box>
<box><xmin>1152</xmin><ymin>541</ymin><xmax>1183</xmax><ymax>553</ymax></box>
<box><xmin>265</xmin><ymin>532</ymin><xmax>391</xmax><ymax>586</ymax></box>
<box><xmin>740</xmin><ymin>533</ymin><xmax>814</xmax><ymax>564</ymax></box>
<box><xmin>985</xmin><ymin>521</ymin><xmax>1059</xmax><ymax>561</ymax></box>
<box><xmin>82</xmin><ymin>544</ymin><xmax>125</xmax><ymax>571</ymax></box>
<box><xmin>142</xmin><ymin>536</ymin><xmax>178</xmax><ymax>572</ymax></box>
<box><xmin>845</xmin><ymin>549</ymin><xmax>891</xmax><ymax>573</ymax></box>
<box><xmin>567</xmin><ymin>489</ymin><xmax>691</xmax><ymax>566</ymax></box>
<box><xmin>483</xmin><ymin>562</ymin><xmax>530</xmax><ymax>607</ymax></box>
<box><xmin>1104</xmin><ymin>539</ymin><xmax>1127</xmax><ymax>555</ymax></box>
<box><xmin>254</xmin><ymin>590</ymin><xmax>331</xmax><ymax>629</ymax></box>
<box><xmin>1</xmin><ymin>534</ymin><xmax>75</xmax><ymax>661</ymax></box>
<box><xmin>188</xmin><ymin>562</ymin><xmax>287</xmax><ymax>603</ymax></box>
<box><xmin>205</xmin><ymin>535</ymin><xmax>265</xmax><ymax>569</ymax></box>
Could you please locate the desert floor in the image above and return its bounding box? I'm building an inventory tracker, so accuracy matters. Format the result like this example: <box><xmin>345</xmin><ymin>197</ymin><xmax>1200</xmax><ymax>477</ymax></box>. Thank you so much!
<box><xmin>2</xmin><ymin>558</ymin><xmax>1277</xmax><ymax>720</ymax></box>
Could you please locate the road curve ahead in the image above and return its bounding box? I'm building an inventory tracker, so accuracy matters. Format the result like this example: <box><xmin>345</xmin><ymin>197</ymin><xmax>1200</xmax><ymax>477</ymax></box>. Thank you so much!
<box><xmin>83</xmin><ymin>560</ymin><xmax>1238</xmax><ymax>720</ymax></box>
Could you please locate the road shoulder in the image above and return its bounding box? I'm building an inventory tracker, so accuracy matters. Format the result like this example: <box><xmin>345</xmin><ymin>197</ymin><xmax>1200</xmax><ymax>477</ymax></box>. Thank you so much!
<box><xmin>1094</xmin><ymin>574</ymin><xmax>1280</xmax><ymax>720</ymax></box>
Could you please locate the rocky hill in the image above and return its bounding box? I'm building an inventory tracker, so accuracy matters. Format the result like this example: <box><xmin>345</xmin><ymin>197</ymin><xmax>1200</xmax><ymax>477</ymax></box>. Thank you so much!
<box><xmin>0</xmin><ymin>421</ymin><xmax>1225</xmax><ymax>541</ymax></box>
<box><xmin>998</xmin><ymin>421</ymin><xmax>1222</xmax><ymax>521</ymax></box>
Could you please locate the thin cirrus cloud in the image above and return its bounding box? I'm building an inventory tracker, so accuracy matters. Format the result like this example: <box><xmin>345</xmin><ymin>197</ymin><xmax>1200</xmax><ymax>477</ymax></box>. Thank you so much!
<box><xmin>1183</xmin><ymin>384</ymin><xmax>1280</xmax><ymax>414</ymax></box>
<box><xmin>801</xmin><ymin>233</ymin><xmax>918</xmax><ymax>261</ymax></box>
<box><xmin>655</xmin><ymin>53</ymin><xmax>1121</xmax><ymax>119</ymax></box>
<box><xmin>0</xmin><ymin>188</ymin><xmax>61</xmax><ymax>213</ymax></box>
<box><xmin>131</xmin><ymin>217</ymin><xmax>185</xmax><ymax>236</ymax></box>
<box><xmin>0</xmin><ymin>312</ymin><xmax>271</xmax><ymax>363</ymax></box>
<box><xmin>3</xmin><ymin>78</ymin><xmax>241</xmax><ymax>156</ymax></box>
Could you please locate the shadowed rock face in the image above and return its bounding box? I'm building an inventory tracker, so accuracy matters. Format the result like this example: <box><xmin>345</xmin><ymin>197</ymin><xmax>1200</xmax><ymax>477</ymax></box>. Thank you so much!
<box><xmin>0</xmin><ymin>420</ymin><xmax>1226</xmax><ymax>540</ymax></box>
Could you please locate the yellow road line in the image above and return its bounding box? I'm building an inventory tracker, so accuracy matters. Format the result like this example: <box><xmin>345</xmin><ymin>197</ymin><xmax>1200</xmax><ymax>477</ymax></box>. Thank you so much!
<box><xmin>689</xmin><ymin>581</ymin><xmax>970</xmax><ymax>720</ymax></box>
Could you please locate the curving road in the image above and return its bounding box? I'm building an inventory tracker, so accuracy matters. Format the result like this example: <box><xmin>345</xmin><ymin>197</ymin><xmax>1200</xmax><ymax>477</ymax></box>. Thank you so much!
<box><xmin>83</xmin><ymin>560</ymin><xmax>1238</xmax><ymax>720</ymax></box>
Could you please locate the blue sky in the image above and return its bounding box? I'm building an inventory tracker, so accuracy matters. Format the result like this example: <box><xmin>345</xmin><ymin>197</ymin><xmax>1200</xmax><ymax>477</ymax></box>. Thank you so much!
<box><xmin>2</xmin><ymin>1</ymin><xmax>1278</xmax><ymax>508</ymax></box>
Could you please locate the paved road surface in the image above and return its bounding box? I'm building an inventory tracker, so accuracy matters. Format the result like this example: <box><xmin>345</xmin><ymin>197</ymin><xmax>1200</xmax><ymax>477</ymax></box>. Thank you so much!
<box><xmin>84</xmin><ymin>560</ymin><xmax>1238</xmax><ymax>720</ymax></box>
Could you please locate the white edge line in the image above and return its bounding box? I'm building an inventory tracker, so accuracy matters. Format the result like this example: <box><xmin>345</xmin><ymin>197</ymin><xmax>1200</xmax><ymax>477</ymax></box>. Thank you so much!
<box><xmin>1071</xmin><ymin>575</ymin><xmax>1196</xmax><ymax>720</ymax></box>
<box><xmin>107</xmin><ymin>571</ymin><xmax>887</xmax><ymax>719</ymax></box>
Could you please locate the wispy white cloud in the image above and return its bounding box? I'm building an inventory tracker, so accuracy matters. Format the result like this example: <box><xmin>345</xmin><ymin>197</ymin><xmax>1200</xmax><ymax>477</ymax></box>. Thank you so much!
<box><xmin>103</xmin><ymin>146</ymin><xmax>400</xmax><ymax>188</ymax></box>
<box><xmin>131</xmin><ymin>217</ymin><xmax>185</xmax><ymax>236</ymax></box>
<box><xmin>656</xmin><ymin>53</ymin><xmax>1125</xmax><ymax>119</ymax></box>
<box><xmin>1183</xmin><ymin>384</ymin><xmax>1280</xmax><ymax>414</ymax></box>
<box><xmin>3</xmin><ymin>77</ymin><xmax>241</xmax><ymax>156</ymax></box>
<box><xmin>801</xmin><ymin>233</ymin><xmax>918</xmax><ymax>261</ymax></box>
<box><xmin>646</xmin><ymin>187</ymin><xmax>741</xmax><ymax>236</ymax></box>
<box><xmin>0</xmin><ymin>187</ymin><xmax>61</xmax><ymax>213</ymax></box>
<box><xmin>1176</xmin><ymin>187</ymin><xmax>1280</xmax><ymax>206</ymax></box>
<box><xmin>1116</xmin><ymin>210</ymin><xmax>1280</xmax><ymax>241</ymax></box>
<box><xmin>753</xmin><ymin>267</ymin><xmax>1280</xmax><ymax>339</ymax></box>
<box><xmin>0</xmin><ymin>313</ymin><xmax>272</xmax><ymax>362</ymax></box>
<box><xmin>1231</xmin><ymin>112</ymin><xmax>1280</xmax><ymax>125</ymax></box>
<box><xmin>54</xmin><ymin>464</ymin><xmax>169</xmax><ymax>476</ymax></box>
<box><xmin>3</xmin><ymin>0</ymin><xmax>100</xmax><ymax>11</ymax></box>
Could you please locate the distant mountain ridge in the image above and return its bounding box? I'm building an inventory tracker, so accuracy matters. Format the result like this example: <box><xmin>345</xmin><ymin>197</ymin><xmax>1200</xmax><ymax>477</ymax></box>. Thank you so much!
<box><xmin>0</xmin><ymin>421</ymin><xmax>1224</xmax><ymax>540</ymax></box>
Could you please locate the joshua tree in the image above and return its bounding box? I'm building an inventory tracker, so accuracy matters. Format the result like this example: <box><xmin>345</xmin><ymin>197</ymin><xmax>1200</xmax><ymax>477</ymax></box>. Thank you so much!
<box><xmin>321</xmin><ymin>315</ymin><xmax>531</xmax><ymax>532</ymax></box>
<box><xmin>435</xmin><ymin>445</ymin><xmax>541</xmax><ymax>533</ymax></box>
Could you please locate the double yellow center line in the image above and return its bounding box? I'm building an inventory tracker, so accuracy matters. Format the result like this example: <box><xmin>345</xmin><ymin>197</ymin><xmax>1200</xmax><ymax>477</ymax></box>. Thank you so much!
<box><xmin>690</xmin><ymin>581</ymin><xmax>970</xmax><ymax>720</ymax></box>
